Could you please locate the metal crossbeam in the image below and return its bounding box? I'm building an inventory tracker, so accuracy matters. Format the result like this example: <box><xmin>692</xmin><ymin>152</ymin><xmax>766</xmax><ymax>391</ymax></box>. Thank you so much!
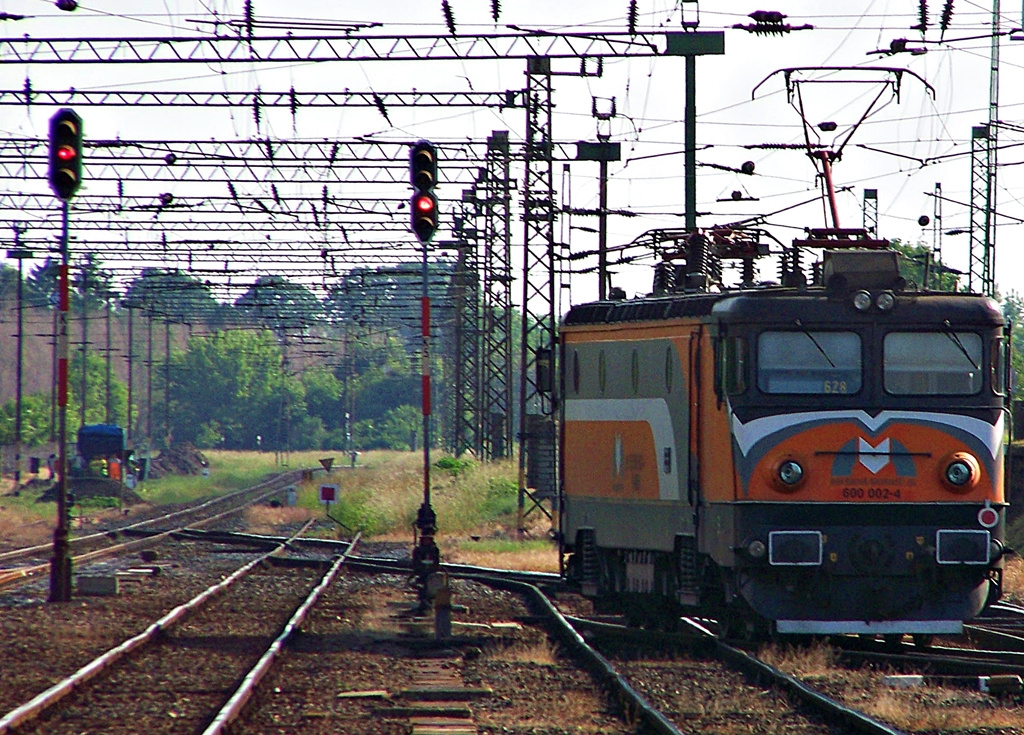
<box><xmin>0</xmin><ymin>137</ymin><xmax>487</xmax><ymax>185</ymax></box>
<box><xmin>0</xmin><ymin>31</ymin><xmax>719</xmax><ymax>65</ymax></box>
<box><xmin>0</xmin><ymin>137</ymin><xmax>583</xmax><ymax>185</ymax></box>
<box><xmin>0</xmin><ymin>192</ymin><xmax>405</xmax><ymax>217</ymax></box>
<box><xmin>0</xmin><ymin>87</ymin><xmax>524</xmax><ymax>109</ymax></box>
<box><xmin>21</xmin><ymin>238</ymin><xmax>440</xmax><ymax>270</ymax></box>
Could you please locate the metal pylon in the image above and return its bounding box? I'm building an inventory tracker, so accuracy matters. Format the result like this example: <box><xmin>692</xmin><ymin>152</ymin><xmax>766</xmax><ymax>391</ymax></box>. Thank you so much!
<box><xmin>862</xmin><ymin>188</ymin><xmax>878</xmax><ymax>234</ymax></box>
<box><xmin>969</xmin><ymin>124</ymin><xmax>994</xmax><ymax>296</ymax></box>
<box><xmin>518</xmin><ymin>57</ymin><xmax>558</xmax><ymax>526</ymax></box>
<box><xmin>481</xmin><ymin>131</ymin><xmax>514</xmax><ymax>460</ymax></box>
<box><xmin>451</xmin><ymin>189</ymin><xmax>482</xmax><ymax>457</ymax></box>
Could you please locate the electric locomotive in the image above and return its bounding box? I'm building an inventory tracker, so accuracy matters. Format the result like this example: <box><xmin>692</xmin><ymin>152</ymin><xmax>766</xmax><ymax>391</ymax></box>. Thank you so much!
<box><xmin>559</xmin><ymin>234</ymin><xmax>1009</xmax><ymax>639</ymax></box>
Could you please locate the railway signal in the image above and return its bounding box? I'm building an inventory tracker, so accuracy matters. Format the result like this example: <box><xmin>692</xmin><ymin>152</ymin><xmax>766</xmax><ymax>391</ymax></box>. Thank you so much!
<box><xmin>409</xmin><ymin>140</ymin><xmax>439</xmax><ymax>243</ymax></box>
<box><xmin>48</xmin><ymin>108</ymin><xmax>84</xmax><ymax>201</ymax></box>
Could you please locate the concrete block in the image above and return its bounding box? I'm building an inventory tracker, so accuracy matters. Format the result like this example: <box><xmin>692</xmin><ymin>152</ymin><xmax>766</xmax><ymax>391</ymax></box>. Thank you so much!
<box><xmin>76</xmin><ymin>574</ymin><xmax>119</xmax><ymax>596</ymax></box>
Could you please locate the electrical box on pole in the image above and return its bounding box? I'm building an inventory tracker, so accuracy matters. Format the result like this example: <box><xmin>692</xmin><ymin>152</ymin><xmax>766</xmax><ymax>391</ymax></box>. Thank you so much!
<box><xmin>48</xmin><ymin>108</ymin><xmax>83</xmax><ymax>201</ymax></box>
<box><xmin>409</xmin><ymin>140</ymin><xmax>439</xmax><ymax>243</ymax></box>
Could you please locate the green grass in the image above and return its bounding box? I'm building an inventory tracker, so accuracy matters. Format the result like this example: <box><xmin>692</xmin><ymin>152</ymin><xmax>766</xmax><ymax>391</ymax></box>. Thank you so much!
<box><xmin>278</xmin><ymin>451</ymin><xmax>521</xmax><ymax>538</ymax></box>
<box><xmin>132</xmin><ymin>449</ymin><xmax>339</xmax><ymax>505</ymax></box>
<box><xmin>451</xmin><ymin>537</ymin><xmax>551</xmax><ymax>555</ymax></box>
<box><xmin>1007</xmin><ymin>514</ymin><xmax>1024</xmax><ymax>553</ymax></box>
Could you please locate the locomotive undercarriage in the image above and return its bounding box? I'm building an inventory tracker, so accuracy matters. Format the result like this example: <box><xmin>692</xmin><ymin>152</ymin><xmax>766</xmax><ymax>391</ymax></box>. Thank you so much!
<box><xmin>565</xmin><ymin>501</ymin><xmax>1005</xmax><ymax>638</ymax></box>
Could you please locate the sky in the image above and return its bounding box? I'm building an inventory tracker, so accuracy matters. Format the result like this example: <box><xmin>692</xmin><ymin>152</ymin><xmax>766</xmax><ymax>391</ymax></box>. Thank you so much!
<box><xmin>0</xmin><ymin>0</ymin><xmax>1020</xmax><ymax>309</ymax></box>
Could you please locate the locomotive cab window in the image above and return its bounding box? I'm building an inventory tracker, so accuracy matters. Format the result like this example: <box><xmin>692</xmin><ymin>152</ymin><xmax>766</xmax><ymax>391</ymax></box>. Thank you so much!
<box><xmin>992</xmin><ymin>336</ymin><xmax>1007</xmax><ymax>396</ymax></box>
<box><xmin>722</xmin><ymin>336</ymin><xmax>747</xmax><ymax>395</ymax></box>
<box><xmin>884</xmin><ymin>331</ymin><xmax>982</xmax><ymax>395</ymax></box>
<box><xmin>757</xmin><ymin>331</ymin><xmax>861</xmax><ymax>395</ymax></box>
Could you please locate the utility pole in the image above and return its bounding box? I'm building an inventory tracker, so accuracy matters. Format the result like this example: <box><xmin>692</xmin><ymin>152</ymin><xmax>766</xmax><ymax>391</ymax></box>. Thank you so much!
<box><xmin>7</xmin><ymin>228</ymin><xmax>32</xmax><ymax>488</ymax></box>
<box><xmin>126</xmin><ymin>300</ymin><xmax>133</xmax><ymax>443</ymax></box>
<box><xmin>164</xmin><ymin>317</ymin><xmax>171</xmax><ymax>448</ymax></box>
<box><xmin>105</xmin><ymin>290</ymin><xmax>112</xmax><ymax>424</ymax></box>
<box><xmin>47</xmin><ymin>106</ymin><xmax>84</xmax><ymax>604</ymax></box>
<box><xmin>79</xmin><ymin>266</ymin><xmax>88</xmax><ymax>429</ymax></box>
<box><xmin>968</xmin><ymin>0</ymin><xmax>1000</xmax><ymax>296</ymax></box>
<box><xmin>50</xmin><ymin>308</ymin><xmax>57</xmax><ymax>442</ymax></box>
<box><xmin>146</xmin><ymin>306</ymin><xmax>153</xmax><ymax>443</ymax></box>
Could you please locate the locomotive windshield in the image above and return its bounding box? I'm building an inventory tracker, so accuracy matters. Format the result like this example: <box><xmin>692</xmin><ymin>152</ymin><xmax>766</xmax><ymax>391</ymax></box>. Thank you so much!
<box><xmin>883</xmin><ymin>331</ymin><xmax>982</xmax><ymax>395</ymax></box>
<box><xmin>757</xmin><ymin>331</ymin><xmax>861</xmax><ymax>394</ymax></box>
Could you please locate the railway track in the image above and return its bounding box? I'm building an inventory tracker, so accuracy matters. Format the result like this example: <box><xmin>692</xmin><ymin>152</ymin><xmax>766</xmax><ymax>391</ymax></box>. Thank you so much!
<box><xmin>3</xmin><ymin>520</ymin><xmax>1022</xmax><ymax>733</ymax></box>
<box><xmin>0</xmin><ymin>469</ymin><xmax>304</xmax><ymax>591</ymax></box>
<box><xmin>0</xmin><ymin>522</ymin><xmax>354</xmax><ymax>735</ymax></box>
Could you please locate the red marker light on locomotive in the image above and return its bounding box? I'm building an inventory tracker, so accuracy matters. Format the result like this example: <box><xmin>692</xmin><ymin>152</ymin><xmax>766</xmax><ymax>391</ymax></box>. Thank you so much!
<box><xmin>978</xmin><ymin>506</ymin><xmax>999</xmax><ymax>528</ymax></box>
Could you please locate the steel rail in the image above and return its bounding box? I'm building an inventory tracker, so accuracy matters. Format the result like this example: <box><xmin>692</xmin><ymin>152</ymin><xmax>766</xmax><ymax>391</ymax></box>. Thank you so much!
<box><xmin>0</xmin><ymin>470</ymin><xmax>303</xmax><ymax>590</ymax></box>
<box><xmin>199</xmin><ymin>532</ymin><xmax>361</xmax><ymax>734</ymax></box>
<box><xmin>836</xmin><ymin>647</ymin><xmax>1024</xmax><ymax>677</ymax></box>
<box><xmin>700</xmin><ymin>624</ymin><xmax>907</xmax><ymax>735</ymax></box>
<box><xmin>560</xmin><ymin>613</ymin><xmax>905</xmax><ymax>735</ymax></box>
<box><xmin>964</xmin><ymin>624</ymin><xmax>1024</xmax><ymax>651</ymax></box>
<box><xmin>0</xmin><ymin>519</ymin><xmax>323</xmax><ymax>735</ymax></box>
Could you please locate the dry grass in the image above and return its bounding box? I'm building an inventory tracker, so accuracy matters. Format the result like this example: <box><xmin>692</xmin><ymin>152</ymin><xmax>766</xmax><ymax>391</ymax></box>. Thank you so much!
<box><xmin>0</xmin><ymin>510</ymin><xmax>51</xmax><ymax>548</ymax></box>
<box><xmin>442</xmin><ymin>537</ymin><xmax>560</xmax><ymax>572</ymax></box>
<box><xmin>0</xmin><ymin>478</ymin><xmax>52</xmax><ymax>547</ymax></box>
<box><xmin>1002</xmin><ymin>555</ymin><xmax>1024</xmax><ymax>603</ymax></box>
<box><xmin>490</xmin><ymin>638</ymin><xmax>561</xmax><ymax>665</ymax></box>
<box><xmin>861</xmin><ymin>688</ymin><xmax>1024</xmax><ymax>732</ymax></box>
<box><xmin>766</xmin><ymin>640</ymin><xmax>1024</xmax><ymax>733</ymax></box>
<box><xmin>475</xmin><ymin>688</ymin><xmax>601</xmax><ymax>733</ymax></box>
<box><xmin>242</xmin><ymin>505</ymin><xmax>314</xmax><ymax>536</ymax></box>
<box><xmin>756</xmin><ymin>640</ymin><xmax>837</xmax><ymax>678</ymax></box>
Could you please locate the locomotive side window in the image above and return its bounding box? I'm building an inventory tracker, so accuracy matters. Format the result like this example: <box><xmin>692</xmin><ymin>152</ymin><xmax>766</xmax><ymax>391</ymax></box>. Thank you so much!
<box><xmin>992</xmin><ymin>337</ymin><xmax>1007</xmax><ymax>396</ymax></box>
<box><xmin>757</xmin><ymin>331</ymin><xmax>861</xmax><ymax>394</ymax></box>
<box><xmin>884</xmin><ymin>331</ymin><xmax>982</xmax><ymax>395</ymax></box>
<box><xmin>723</xmin><ymin>336</ymin><xmax>747</xmax><ymax>395</ymax></box>
<box><xmin>665</xmin><ymin>346</ymin><xmax>674</xmax><ymax>393</ymax></box>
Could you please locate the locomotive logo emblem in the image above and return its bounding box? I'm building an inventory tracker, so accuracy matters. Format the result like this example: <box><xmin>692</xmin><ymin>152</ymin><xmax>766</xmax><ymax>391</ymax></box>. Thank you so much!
<box><xmin>831</xmin><ymin>436</ymin><xmax>916</xmax><ymax>478</ymax></box>
<box><xmin>858</xmin><ymin>437</ymin><xmax>890</xmax><ymax>474</ymax></box>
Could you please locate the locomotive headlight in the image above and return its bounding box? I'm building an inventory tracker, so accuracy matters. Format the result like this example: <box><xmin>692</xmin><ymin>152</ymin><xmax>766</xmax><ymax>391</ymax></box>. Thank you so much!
<box><xmin>778</xmin><ymin>460</ymin><xmax>804</xmax><ymax>486</ymax></box>
<box><xmin>945</xmin><ymin>460</ymin><xmax>972</xmax><ymax>486</ymax></box>
<box><xmin>876</xmin><ymin>291</ymin><xmax>896</xmax><ymax>311</ymax></box>
<box><xmin>747</xmin><ymin>539</ymin><xmax>767</xmax><ymax>559</ymax></box>
<box><xmin>852</xmin><ymin>290</ymin><xmax>872</xmax><ymax>311</ymax></box>
<box><xmin>939</xmin><ymin>452</ymin><xmax>980</xmax><ymax>493</ymax></box>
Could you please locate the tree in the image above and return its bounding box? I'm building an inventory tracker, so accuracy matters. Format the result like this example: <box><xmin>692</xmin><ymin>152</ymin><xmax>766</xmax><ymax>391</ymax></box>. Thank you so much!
<box><xmin>235</xmin><ymin>275</ymin><xmax>322</xmax><ymax>334</ymax></box>
<box><xmin>167</xmin><ymin>329</ymin><xmax>304</xmax><ymax>449</ymax></box>
<box><xmin>0</xmin><ymin>264</ymin><xmax>17</xmax><ymax>300</ymax></box>
<box><xmin>74</xmin><ymin>253</ymin><xmax>115</xmax><ymax>309</ymax></box>
<box><xmin>25</xmin><ymin>256</ymin><xmax>60</xmax><ymax>309</ymax></box>
<box><xmin>1002</xmin><ymin>291</ymin><xmax>1024</xmax><ymax>400</ymax></box>
<box><xmin>889</xmin><ymin>239</ymin><xmax>962</xmax><ymax>292</ymax></box>
<box><xmin>124</xmin><ymin>268</ymin><xmax>222</xmax><ymax>324</ymax></box>
<box><xmin>0</xmin><ymin>351</ymin><xmax>128</xmax><ymax>446</ymax></box>
<box><xmin>302</xmin><ymin>366</ymin><xmax>343</xmax><ymax>431</ymax></box>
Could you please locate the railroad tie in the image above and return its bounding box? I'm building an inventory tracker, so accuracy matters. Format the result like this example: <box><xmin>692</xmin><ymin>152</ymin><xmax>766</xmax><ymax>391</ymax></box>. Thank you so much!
<box><xmin>390</xmin><ymin>658</ymin><xmax>491</xmax><ymax>735</ymax></box>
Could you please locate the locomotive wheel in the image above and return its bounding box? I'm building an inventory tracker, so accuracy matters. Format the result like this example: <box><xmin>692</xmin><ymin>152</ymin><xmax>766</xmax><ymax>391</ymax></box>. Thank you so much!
<box><xmin>883</xmin><ymin>634</ymin><xmax>904</xmax><ymax>650</ymax></box>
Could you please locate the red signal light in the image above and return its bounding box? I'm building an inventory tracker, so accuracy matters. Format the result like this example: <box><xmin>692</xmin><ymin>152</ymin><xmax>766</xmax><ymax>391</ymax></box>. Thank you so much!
<box><xmin>48</xmin><ymin>108</ymin><xmax>84</xmax><ymax>201</ymax></box>
<box><xmin>415</xmin><ymin>194</ymin><xmax>435</xmax><ymax>213</ymax></box>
